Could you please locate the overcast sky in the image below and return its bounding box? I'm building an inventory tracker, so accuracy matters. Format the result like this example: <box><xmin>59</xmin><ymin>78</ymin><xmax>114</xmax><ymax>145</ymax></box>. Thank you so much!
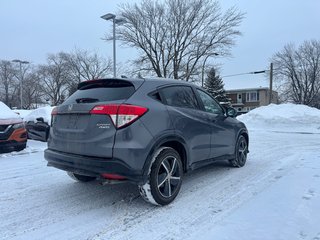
<box><xmin>1</xmin><ymin>0</ymin><xmax>319</xmax><ymax>89</ymax></box>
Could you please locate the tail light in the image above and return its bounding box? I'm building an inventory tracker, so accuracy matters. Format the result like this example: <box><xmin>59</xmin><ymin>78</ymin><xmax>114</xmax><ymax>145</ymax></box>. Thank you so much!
<box><xmin>51</xmin><ymin>107</ymin><xmax>58</xmax><ymax>127</ymax></box>
<box><xmin>90</xmin><ymin>104</ymin><xmax>148</xmax><ymax>129</ymax></box>
<box><xmin>51</xmin><ymin>107</ymin><xmax>58</xmax><ymax>116</ymax></box>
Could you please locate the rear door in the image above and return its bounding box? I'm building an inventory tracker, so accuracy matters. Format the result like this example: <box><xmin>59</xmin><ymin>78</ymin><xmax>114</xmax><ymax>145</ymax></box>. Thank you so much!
<box><xmin>195</xmin><ymin>89</ymin><xmax>236</xmax><ymax>158</ymax></box>
<box><xmin>49</xmin><ymin>79</ymin><xmax>137</xmax><ymax>158</ymax></box>
<box><xmin>159</xmin><ymin>85</ymin><xmax>212</xmax><ymax>163</ymax></box>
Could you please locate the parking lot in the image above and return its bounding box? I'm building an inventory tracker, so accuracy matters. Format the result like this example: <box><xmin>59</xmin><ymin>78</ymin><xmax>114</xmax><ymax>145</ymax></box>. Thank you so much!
<box><xmin>1</xmin><ymin>127</ymin><xmax>320</xmax><ymax>240</ymax></box>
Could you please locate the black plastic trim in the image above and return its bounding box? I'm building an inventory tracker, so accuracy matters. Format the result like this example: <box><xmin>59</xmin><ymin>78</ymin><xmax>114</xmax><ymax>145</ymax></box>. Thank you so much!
<box><xmin>44</xmin><ymin>149</ymin><xmax>144</xmax><ymax>184</ymax></box>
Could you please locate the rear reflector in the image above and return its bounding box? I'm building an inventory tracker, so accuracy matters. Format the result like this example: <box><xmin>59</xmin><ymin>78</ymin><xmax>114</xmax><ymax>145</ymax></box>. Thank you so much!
<box><xmin>101</xmin><ymin>173</ymin><xmax>127</xmax><ymax>180</ymax></box>
<box><xmin>90</xmin><ymin>104</ymin><xmax>148</xmax><ymax>129</ymax></box>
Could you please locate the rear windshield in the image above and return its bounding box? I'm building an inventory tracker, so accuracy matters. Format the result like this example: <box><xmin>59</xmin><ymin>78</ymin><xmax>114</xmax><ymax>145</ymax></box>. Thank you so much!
<box><xmin>64</xmin><ymin>80</ymin><xmax>135</xmax><ymax>104</ymax></box>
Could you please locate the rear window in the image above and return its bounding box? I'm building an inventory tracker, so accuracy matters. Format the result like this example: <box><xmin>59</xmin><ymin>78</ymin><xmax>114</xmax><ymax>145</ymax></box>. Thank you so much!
<box><xmin>64</xmin><ymin>80</ymin><xmax>135</xmax><ymax>104</ymax></box>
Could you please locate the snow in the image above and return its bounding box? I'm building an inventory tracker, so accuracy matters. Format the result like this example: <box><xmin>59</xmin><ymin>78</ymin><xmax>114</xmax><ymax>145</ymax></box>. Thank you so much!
<box><xmin>13</xmin><ymin>109</ymin><xmax>33</xmax><ymax>119</ymax></box>
<box><xmin>24</xmin><ymin>106</ymin><xmax>55</xmax><ymax>123</ymax></box>
<box><xmin>0</xmin><ymin>103</ymin><xmax>320</xmax><ymax>240</ymax></box>
<box><xmin>198</xmin><ymin>153</ymin><xmax>320</xmax><ymax>240</ymax></box>
<box><xmin>0</xmin><ymin>101</ymin><xmax>21</xmax><ymax>120</ymax></box>
<box><xmin>237</xmin><ymin>103</ymin><xmax>320</xmax><ymax>133</ymax></box>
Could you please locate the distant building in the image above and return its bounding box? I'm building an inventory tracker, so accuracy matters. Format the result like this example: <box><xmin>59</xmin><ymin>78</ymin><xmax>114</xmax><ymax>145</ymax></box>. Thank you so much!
<box><xmin>225</xmin><ymin>87</ymin><xmax>278</xmax><ymax>114</ymax></box>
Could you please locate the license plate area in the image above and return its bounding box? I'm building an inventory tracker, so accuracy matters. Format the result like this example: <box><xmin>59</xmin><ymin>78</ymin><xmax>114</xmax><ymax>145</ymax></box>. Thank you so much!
<box><xmin>66</xmin><ymin>114</ymin><xmax>79</xmax><ymax>129</ymax></box>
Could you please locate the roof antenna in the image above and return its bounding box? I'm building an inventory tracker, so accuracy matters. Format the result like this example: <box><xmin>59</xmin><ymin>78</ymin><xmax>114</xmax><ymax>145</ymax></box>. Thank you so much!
<box><xmin>121</xmin><ymin>75</ymin><xmax>127</xmax><ymax>78</ymax></box>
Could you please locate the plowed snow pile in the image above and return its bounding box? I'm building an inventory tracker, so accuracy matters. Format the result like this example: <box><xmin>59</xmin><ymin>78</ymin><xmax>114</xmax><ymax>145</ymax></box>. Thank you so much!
<box><xmin>237</xmin><ymin>103</ymin><xmax>320</xmax><ymax>132</ymax></box>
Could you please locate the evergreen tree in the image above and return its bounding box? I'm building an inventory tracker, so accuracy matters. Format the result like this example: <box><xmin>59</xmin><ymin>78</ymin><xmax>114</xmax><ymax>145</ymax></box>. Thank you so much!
<box><xmin>204</xmin><ymin>68</ymin><xmax>229</xmax><ymax>103</ymax></box>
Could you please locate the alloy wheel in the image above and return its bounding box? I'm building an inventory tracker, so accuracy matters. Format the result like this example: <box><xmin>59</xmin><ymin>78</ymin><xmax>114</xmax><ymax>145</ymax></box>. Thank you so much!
<box><xmin>157</xmin><ymin>156</ymin><xmax>182</xmax><ymax>198</ymax></box>
<box><xmin>237</xmin><ymin>137</ymin><xmax>247</xmax><ymax>166</ymax></box>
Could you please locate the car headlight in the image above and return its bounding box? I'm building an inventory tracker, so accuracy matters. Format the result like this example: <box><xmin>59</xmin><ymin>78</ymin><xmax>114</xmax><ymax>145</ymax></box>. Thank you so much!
<box><xmin>12</xmin><ymin>123</ymin><xmax>25</xmax><ymax>129</ymax></box>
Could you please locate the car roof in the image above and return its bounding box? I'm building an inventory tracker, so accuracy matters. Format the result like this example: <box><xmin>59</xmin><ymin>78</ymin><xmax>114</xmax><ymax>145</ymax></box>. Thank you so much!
<box><xmin>78</xmin><ymin>77</ymin><xmax>201</xmax><ymax>90</ymax></box>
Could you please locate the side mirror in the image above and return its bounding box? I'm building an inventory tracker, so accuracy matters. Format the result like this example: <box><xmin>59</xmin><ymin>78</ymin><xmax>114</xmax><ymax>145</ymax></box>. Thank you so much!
<box><xmin>226</xmin><ymin>107</ymin><xmax>237</xmax><ymax>118</ymax></box>
<box><xmin>36</xmin><ymin>117</ymin><xmax>45</xmax><ymax>123</ymax></box>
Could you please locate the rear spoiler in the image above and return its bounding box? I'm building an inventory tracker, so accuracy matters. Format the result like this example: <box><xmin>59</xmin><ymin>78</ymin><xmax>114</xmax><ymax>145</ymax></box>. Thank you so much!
<box><xmin>77</xmin><ymin>78</ymin><xmax>145</xmax><ymax>90</ymax></box>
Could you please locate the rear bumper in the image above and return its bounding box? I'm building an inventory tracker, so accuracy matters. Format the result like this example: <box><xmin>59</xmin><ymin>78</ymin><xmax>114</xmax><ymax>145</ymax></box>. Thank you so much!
<box><xmin>44</xmin><ymin>149</ymin><xmax>145</xmax><ymax>184</ymax></box>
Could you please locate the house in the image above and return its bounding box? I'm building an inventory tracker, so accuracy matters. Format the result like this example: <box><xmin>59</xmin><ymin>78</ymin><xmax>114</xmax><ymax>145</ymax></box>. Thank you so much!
<box><xmin>225</xmin><ymin>87</ymin><xmax>278</xmax><ymax>114</ymax></box>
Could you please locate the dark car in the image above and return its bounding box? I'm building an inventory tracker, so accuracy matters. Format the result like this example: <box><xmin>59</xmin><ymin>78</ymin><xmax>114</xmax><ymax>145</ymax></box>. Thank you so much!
<box><xmin>0</xmin><ymin>102</ymin><xmax>27</xmax><ymax>153</ymax></box>
<box><xmin>25</xmin><ymin>106</ymin><xmax>54</xmax><ymax>142</ymax></box>
<box><xmin>45</xmin><ymin>78</ymin><xmax>249</xmax><ymax>205</ymax></box>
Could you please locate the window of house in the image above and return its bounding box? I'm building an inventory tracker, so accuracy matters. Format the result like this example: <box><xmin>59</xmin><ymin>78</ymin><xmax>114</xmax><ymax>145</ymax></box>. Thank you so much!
<box><xmin>161</xmin><ymin>86</ymin><xmax>199</xmax><ymax>109</ymax></box>
<box><xmin>246</xmin><ymin>91</ymin><xmax>259</xmax><ymax>102</ymax></box>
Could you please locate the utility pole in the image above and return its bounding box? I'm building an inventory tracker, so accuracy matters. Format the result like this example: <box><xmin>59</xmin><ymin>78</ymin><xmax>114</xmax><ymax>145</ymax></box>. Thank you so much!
<box><xmin>269</xmin><ymin>62</ymin><xmax>273</xmax><ymax>104</ymax></box>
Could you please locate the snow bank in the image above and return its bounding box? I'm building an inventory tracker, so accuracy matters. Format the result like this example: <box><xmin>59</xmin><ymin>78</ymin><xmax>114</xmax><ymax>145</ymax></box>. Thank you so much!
<box><xmin>24</xmin><ymin>106</ymin><xmax>55</xmax><ymax>123</ymax></box>
<box><xmin>14</xmin><ymin>109</ymin><xmax>33</xmax><ymax>119</ymax></box>
<box><xmin>238</xmin><ymin>103</ymin><xmax>320</xmax><ymax>132</ymax></box>
<box><xmin>0</xmin><ymin>101</ymin><xmax>21</xmax><ymax>120</ymax></box>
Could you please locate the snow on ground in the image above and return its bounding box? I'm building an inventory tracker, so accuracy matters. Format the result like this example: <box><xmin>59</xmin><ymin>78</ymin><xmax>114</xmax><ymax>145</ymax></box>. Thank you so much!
<box><xmin>0</xmin><ymin>140</ymin><xmax>47</xmax><ymax>158</ymax></box>
<box><xmin>0</xmin><ymin>104</ymin><xmax>320</xmax><ymax>240</ymax></box>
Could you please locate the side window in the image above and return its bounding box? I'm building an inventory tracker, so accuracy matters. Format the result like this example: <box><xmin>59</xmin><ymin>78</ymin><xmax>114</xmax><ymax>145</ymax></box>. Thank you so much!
<box><xmin>196</xmin><ymin>89</ymin><xmax>224</xmax><ymax>115</ymax></box>
<box><xmin>161</xmin><ymin>86</ymin><xmax>199</xmax><ymax>109</ymax></box>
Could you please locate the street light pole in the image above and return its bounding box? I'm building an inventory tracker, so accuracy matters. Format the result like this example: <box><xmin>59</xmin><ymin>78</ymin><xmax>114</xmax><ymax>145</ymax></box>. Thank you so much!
<box><xmin>12</xmin><ymin>59</ymin><xmax>29</xmax><ymax>109</ymax></box>
<box><xmin>101</xmin><ymin>13</ymin><xmax>124</xmax><ymax>78</ymax></box>
<box><xmin>112</xmin><ymin>17</ymin><xmax>116</xmax><ymax>78</ymax></box>
<box><xmin>201</xmin><ymin>53</ymin><xmax>219</xmax><ymax>87</ymax></box>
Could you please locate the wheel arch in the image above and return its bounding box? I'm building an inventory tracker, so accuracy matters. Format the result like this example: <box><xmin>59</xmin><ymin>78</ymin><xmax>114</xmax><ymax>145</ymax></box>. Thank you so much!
<box><xmin>142</xmin><ymin>135</ymin><xmax>189</xmax><ymax>183</ymax></box>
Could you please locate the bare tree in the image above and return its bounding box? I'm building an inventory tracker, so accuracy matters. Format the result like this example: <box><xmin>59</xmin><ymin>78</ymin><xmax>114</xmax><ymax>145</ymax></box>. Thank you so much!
<box><xmin>0</xmin><ymin>49</ymin><xmax>113</xmax><ymax>107</ymax></box>
<box><xmin>109</xmin><ymin>0</ymin><xmax>244</xmax><ymax>81</ymax></box>
<box><xmin>38</xmin><ymin>54</ymin><xmax>69</xmax><ymax>106</ymax></box>
<box><xmin>22</xmin><ymin>69</ymin><xmax>45</xmax><ymax>109</ymax></box>
<box><xmin>60</xmin><ymin>50</ymin><xmax>112</xmax><ymax>95</ymax></box>
<box><xmin>0</xmin><ymin>60</ymin><xmax>17</xmax><ymax>107</ymax></box>
<box><xmin>273</xmin><ymin>40</ymin><xmax>320</xmax><ymax>107</ymax></box>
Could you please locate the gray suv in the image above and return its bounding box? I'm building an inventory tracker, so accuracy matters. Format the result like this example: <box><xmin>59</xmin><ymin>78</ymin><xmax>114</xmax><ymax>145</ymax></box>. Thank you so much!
<box><xmin>44</xmin><ymin>78</ymin><xmax>249</xmax><ymax>205</ymax></box>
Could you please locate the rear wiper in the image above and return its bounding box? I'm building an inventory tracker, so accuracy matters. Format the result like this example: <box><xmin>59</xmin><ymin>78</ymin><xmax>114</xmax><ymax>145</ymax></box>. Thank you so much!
<box><xmin>75</xmin><ymin>98</ymin><xmax>99</xmax><ymax>103</ymax></box>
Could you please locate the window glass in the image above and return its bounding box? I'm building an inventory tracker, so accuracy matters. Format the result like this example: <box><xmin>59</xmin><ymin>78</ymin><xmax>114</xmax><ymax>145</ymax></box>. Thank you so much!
<box><xmin>196</xmin><ymin>89</ymin><xmax>224</xmax><ymax>115</ymax></box>
<box><xmin>246</xmin><ymin>92</ymin><xmax>259</xmax><ymax>102</ymax></box>
<box><xmin>64</xmin><ymin>80</ymin><xmax>135</xmax><ymax>104</ymax></box>
<box><xmin>161</xmin><ymin>86</ymin><xmax>199</xmax><ymax>109</ymax></box>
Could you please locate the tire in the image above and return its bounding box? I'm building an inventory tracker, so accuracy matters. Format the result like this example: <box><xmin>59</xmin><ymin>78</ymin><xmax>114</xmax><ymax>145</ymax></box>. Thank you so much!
<box><xmin>67</xmin><ymin>172</ymin><xmax>96</xmax><ymax>182</ymax></box>
<box><xmin>230</xmin><ymin>135</ymin><xmax>248</xmax><ymax>168</ymax></box>
<box><xmin>15</xmin><ymin>143</ymin><xmax>27</xmax><ymax>152</ymax></box>
<box><xmin>45</xmin><ymin>129</ymin><xmax>50</xmax><ymax>142</ymax></box>
<box><xmin>139</xmin><ymin>147</ymin><xmax>183</xmax><ymax>206</ymax></box>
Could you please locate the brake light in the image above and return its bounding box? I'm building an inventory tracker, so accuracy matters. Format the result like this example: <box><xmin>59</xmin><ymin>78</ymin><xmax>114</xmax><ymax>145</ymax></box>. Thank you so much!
<box><xmin>90</xmin><ymin>104</ymin><xmax>148</xmax><ymax>128</ymax></box>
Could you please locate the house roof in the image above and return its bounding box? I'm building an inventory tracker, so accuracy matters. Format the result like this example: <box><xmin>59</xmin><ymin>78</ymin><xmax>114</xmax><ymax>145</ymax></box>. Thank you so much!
<box><xmin>225</xmin><ymin>87</ymin><xmax>270</xmax><ymax>93</ymax></box>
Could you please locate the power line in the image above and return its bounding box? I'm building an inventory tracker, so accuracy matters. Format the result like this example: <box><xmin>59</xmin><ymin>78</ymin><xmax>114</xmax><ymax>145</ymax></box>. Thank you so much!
<box><xmin>222</xmin><ymin>70</ymin><xmax>267</xmax><ymax>78</ymax></box>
